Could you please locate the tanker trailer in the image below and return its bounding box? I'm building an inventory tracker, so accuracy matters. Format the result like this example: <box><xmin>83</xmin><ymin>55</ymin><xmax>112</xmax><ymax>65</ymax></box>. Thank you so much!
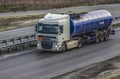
<box><xmin>36</xmin><ymin>10</ymin><xmax>115</xmax><ymax>52</ymax></box>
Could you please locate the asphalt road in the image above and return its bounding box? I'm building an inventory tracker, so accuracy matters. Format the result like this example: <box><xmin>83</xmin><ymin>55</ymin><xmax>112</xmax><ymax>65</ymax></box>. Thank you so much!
<box><xmin>0</xmin><ymin>4</ymin><xmax>120</xmax><ymax>41</ymax></box>
<box><xmin>0</xmin><ymin>31</ymin><xmax>120</xmax><ymax>79</ymax></box>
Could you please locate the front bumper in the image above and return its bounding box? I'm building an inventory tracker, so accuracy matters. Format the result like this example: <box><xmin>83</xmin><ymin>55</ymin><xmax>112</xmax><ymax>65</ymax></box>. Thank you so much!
<box><xmin>37</xmin><ymin>42</ymin><xmax>60</xmax><ymax>52</ymax></box>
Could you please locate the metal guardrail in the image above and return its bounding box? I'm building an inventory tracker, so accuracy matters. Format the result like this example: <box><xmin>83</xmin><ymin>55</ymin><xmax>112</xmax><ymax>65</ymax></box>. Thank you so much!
<box><xmin>0</xmin><ymin>34</ymin><xmax>36</xmax><ymax>55</ymax></box>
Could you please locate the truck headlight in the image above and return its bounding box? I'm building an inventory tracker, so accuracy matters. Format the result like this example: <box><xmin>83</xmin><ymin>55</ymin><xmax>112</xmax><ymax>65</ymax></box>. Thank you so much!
<box><xmin>37</xmin><ymin>43</ymin><xmax>40</xmax><ymax>46</ymax></box>
<box><xmin>54</xmin><ymin>44</ymin><xmax>58</xmax><ymax>48</ymax></box>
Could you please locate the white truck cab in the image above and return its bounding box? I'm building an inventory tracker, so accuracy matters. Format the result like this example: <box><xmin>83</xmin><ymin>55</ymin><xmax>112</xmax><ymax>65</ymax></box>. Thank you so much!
<box><xmin>36</xmin><ymin>13</ymin><xmax>71</xmax><ymax>52</ymax></box>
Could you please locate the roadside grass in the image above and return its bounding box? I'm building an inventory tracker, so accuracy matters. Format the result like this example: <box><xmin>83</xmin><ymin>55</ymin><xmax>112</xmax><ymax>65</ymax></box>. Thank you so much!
<box><xmin>0</xmin><ymin>0</ymin><xmax>120</xmax><ymax>12</ymax></box>
<box><xmin>0</xmin><ymin>6</ymin><xmax>9</xmax><ymax>12</ymax></box>
<box><xmin>51</xmin><ymin>56</ymin><xmax>120</xmax><ymax>79</ymax></box>
<box><xmin>112</xmin><ymin>23</ymin><xmax>120</xmax><ymax>28</ymax></box>
<box><xmin>0</xmin><ymin>14</ymin><xmax>44</xmax><ymax>31</ymax></box>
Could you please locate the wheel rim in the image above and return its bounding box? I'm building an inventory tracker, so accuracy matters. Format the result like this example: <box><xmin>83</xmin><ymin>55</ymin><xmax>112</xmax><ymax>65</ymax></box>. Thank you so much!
<box><xmin>60</xmin><ymin>43</ymin><xmax>66</xmax><ymax>52</ymax></box>
<box><xmin>100</xmin><ymin>35</ymin><xmax>104</xmax><ymax>42</ymax></box>
<box><xmin>104</xmin><ymin>34</ymin><xmax>109</xmax><ymax>41</ymax></box>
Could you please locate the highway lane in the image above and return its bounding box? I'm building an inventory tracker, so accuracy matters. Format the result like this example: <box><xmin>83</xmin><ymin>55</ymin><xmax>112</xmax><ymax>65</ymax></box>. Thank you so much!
<box><xmin>0</xmin><ymin>4</ymin><xmax>120</xmax><ymax>41</ymax></box>
<box><xmin>0</xmin><ymin>31</ymin><xmax>120</xmax><ymax>79</ymax></box>
<box><xmin>0</xmin><ymin>49</ymin><xmax>58</xmax><ymax>71</ymax></box>
<box><xmin>0</xmin><ymin>26</ymin><xmax>35</xmax><ymax>40</ymax></box>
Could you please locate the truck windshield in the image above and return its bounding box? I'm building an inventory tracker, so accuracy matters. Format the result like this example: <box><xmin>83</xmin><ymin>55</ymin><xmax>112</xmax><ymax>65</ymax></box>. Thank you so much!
<box><xmin>38</xmin><ymin>23</ymin><xmax>59</xmax><ymax>34</ymax></box>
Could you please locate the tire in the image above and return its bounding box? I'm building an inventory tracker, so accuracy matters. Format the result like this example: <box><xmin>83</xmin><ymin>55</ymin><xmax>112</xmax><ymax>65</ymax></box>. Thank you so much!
<box><xmin>104</xmin><ymin>33</ymin><xmax>109</xmax><ymax>41</ymax></box>
<box><xmin>100</xmin><ymin>34</ymin><xmax>104</xmax><ymax>42</ymax></box>
<box><xmin>59</xmin><ymin>43</ymin><xmax>66</xmax><ymax>52</ymax></box>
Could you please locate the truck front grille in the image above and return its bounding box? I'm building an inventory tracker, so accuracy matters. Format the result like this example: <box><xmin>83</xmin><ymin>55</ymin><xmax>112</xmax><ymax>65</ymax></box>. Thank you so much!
<box><xmin>41</xmin><ymin>41</ymin><xmax>53</xmax><ymax>49</ymax></box>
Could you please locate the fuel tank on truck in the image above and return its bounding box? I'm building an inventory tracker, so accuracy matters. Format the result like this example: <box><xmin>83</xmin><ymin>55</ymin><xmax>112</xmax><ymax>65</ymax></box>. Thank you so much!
<box><xmin>69</xmin><ymin>10</ymin><xmax>113</xmax><ymax>36</ymax></box>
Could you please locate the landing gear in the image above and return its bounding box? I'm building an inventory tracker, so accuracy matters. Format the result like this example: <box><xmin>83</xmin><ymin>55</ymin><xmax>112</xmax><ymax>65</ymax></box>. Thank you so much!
<box><xmin>77</xmin><ymin>39</ymin><xmax>83</xmax><ymax>48</ymax></box>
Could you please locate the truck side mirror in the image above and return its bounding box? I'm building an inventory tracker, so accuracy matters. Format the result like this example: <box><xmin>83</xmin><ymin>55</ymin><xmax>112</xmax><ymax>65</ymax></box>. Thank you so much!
<box><xmin>60</xmin><ymin>25</ymin><xmax>63</xmax><ymax>34</ymax></box>
<box><xmin>35</xmin><ymin>24</ymin><xmax>38</xmax><ymax>32</ymax></box>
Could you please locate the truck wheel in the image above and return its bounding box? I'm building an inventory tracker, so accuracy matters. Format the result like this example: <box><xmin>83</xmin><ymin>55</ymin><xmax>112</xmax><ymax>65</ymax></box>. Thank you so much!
<box><xmin>104</xmin><ymin>34</ymin><xmax>109</xmax><ymax>41</ymax></box>
<box><xmin>59</xmin><ymin>43</ymin><xmax>66</xmax><ymax>52</ymax></box>
<box><xmin>100</xmin><ymin>34</ymin><xmax>104</xmax><ymax>42</ymax></box>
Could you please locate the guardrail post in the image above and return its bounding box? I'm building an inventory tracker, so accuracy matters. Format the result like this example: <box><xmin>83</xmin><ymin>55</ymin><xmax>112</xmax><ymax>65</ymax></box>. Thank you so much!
<box><xmin>27</xmin><ymin>36</ymin><xmax>29</xmax><ymax>41</ymax></box>
<box><xmin>5</xmin><ymin>41</ymin><xmax>7</xmax><ymax>45</ymax></box>
<box><xmin>34</xmin><ymin>34</ymin><xmax>36</xmax><ymax>39</ymax></box>
<box><xmin>30</xmin><ymin>42</ymin><xmax>32</xmax><ymax>47</ymax></box>
<box><xmin>0</xmin><ymin>50</ymin><xmax>1</xmax><ymax>55</ymax></box>
<box><xmin>20</xmin><ymin>37</ymin><xmax>22</xmax><ymax>42</ymax></box>
<box><xmin>7</xmin><ymin>48</ymin><xmax>10</xmax><ymax>53</ymax></box>
<box><xmin>12</xmin><ymin>47</ymin><xmax>15</xmax><ymax>51</ymax></box>
<box><xmin>15</xmin><ymin>46</ymin><xmax>17</xmax><ymax>51</ymax></box>
<box><xmin>23</xmin><ymin>45</ymin><xmax>25</xmax><ymax>50</ymax></box>
<box><xmin>12</xmin><ymin>39</ymin><xmax>15</xmax><ymax>44</ymax></box>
